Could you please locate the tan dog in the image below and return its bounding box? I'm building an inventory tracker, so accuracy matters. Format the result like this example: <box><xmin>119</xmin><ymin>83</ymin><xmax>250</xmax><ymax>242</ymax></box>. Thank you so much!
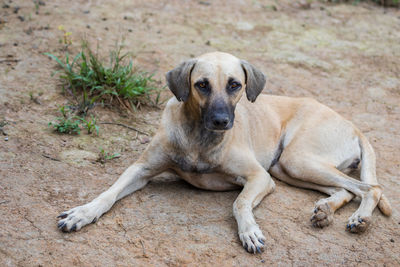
<box><xmin>57</xmin><ymin>52</ymin><xmax>392</xmax><ymax>253</ymax></box>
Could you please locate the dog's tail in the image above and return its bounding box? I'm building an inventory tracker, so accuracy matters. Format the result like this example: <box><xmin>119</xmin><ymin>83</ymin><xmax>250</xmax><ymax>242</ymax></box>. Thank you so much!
<box><xmin>358</xmin><ymin>131</ymin><xmax>392</xmax><ymax>216</ymax></box>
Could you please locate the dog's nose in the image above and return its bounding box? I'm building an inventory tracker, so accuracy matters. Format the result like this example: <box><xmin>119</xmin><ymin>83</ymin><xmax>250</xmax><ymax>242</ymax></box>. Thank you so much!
<box><xmin>212</xmin><ymin>114</ymin><xmax>229</xmax><ymax>129</ymax></box>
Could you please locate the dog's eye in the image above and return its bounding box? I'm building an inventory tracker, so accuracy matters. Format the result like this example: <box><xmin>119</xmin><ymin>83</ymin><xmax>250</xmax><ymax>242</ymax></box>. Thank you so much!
<box><xmin>195</xmin><ymin>81</ymin><xmax>210</xmax><ymax>94</ymax></box>
<box><xmin>228</xmin><ymin>82</ymin><xmax>242</xmax><ymax>92</ymax></box>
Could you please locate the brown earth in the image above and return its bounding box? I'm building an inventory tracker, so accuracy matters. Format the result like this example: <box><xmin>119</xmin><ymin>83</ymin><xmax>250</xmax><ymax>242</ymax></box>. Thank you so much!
<box><xmin>0</xmin><ymin>0</ymin><xmax>399</xmax><ymax>266</ymax></box>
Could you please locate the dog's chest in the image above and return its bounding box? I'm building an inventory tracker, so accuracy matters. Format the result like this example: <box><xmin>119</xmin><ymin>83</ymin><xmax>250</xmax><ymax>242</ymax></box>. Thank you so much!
<box><xmin>171</xmin><ymin>152</ymin><xmax>217</xmax><ymax>174</ymax></box>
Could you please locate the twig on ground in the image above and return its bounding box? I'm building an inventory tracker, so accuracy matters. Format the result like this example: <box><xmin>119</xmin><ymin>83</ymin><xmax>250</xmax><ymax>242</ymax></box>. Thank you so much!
<box><xmin>100</xmin><ymin>122</ymin><xmax>149</xmax><ymax>136</ymax></box>
<box><xmin>42</xmin><ymin>154</ymin><xmax>61</xmax><ymax>162</ymax></box>
<box><xmin>140</xmin><ymin>239</ymin><xmax>148</xmax><ymax>258</ymax></box>
<box><xmin>0</xmin><ymin>59</ymin><xmax>20</xmax><ymax>63</ymax></box>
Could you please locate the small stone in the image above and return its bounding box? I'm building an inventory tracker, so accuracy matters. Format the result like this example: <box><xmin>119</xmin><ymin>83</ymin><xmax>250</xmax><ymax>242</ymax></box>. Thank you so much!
<box><xmin>18</xmin><ymin>15</ymin><xmax>25</xmax><ymax>22</ymax></box>
<box><xmin>13</xmin><ymin>43</ymin><xmax>18</xmax><ymax>46</ymax></box>
<box><xmin>205</xmin><ymin>40</ymin><xmax>211</xmax><ymax>46</ymax></box>
<box><xmin>105</xmin><ymin>27</ymin><xmax>108</xmax><ymax>31</ymax></box>
<box><xmin>5</xmin><ymin>137</ymin><xmax>8</xmax><ymax>141</ymax></box>
<box><xmin>198</xmin><ymin>1</ymin><xmax>211</xmax><ymax>5</ymax></box>
<box><xmin>13</xmin><ymin>6</ymin><xmax>20</xmax><ymax>13</ymax></box>
<box><xmin>2</xmin><ymin>4</ymin><xmax>10</xmax><ymax>8</ymax></box>
<box><xmin>123</xmin><ymin>16</ymin><xmax>128</xmax><ymax>20</ymax></box>
<box><xmin>390</xmin><ymin>238</ymin><xmax>394</xmax><ymax>243</ymax></box>
<box><xmin>83</xmin><ymin>10</ymin><xmax>90</xmax><ymax>14</ymax></box>
<box><xmin>102</xmin><ymin>17</ymin><xmax>107</xmax><ymax>21</ymax></box>
<box><xmin>128</xmin><ymin>29</ymin><xmax>132</xmax><ymax>32</ymax></box>
<box><xmin>261</xmin><ymin>259</ymin><xmax>265</xmax><ymax>263</ymax></box>
<box><xmin>298</xmin><ymin>0</ymin><xmax>311</xmax><ymax>9</ymax></box>
<box><xmin>139</xmin><ymin>136</ymin><xmax>150</xmax><ymax>144</ymax></box>
<box><xmin>86</xmin><ymin>24</ymin><xmax>91</xmax><ymax>29</ymax></box>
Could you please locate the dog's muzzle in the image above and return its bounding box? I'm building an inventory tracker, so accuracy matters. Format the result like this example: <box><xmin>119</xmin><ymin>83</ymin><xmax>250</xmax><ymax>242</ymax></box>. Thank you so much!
<box><xmin>211</xmin><ymin>113</ymin><xmax>230</xmax><ymax>130</ymax></box>
<box><xmin>205</xmin><ymin>111</ymin><xmax>234</xmax><ymax>131</ymax></box>
<box><xmin>203</xmin><ymin>99</ymin><xmax>235</xmax><ymax>131</ymax></box>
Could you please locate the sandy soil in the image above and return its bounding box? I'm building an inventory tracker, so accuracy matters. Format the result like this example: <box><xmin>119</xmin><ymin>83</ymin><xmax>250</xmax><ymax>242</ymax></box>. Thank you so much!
<box><xmin>0</xmin><ymin>0</ymin><xmax>399</xmax><ymax>266</ymax></box>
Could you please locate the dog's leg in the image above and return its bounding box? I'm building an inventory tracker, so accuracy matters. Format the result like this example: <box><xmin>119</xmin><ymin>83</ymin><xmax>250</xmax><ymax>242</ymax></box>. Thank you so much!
<box><xmin>357</xmin><ymin>133</ymin><xmax>392</xmax><ymax>218</ymax></box>
<box><xmin>232</xmin><ymin>165</ymin><xmax>275</xmax><ymax>253</ymax></box>
<box><xmin>311</xmin><ymin>189</ymin><xmax>354</xmax><ymax>228</ymax></box>
<box><xmin>57</xmin><ymin>140</ymin><xmax>168</xmax><ymax>232</ymax></box>
<box><xmin>270</xmin><ymin>163</ymin><xmax>354</xmax><ymax>228</ymax></box>
<box><xmin>279</xmin><ymin>152</ymin><xmax>381</xmax><ymax>233</ymax></box>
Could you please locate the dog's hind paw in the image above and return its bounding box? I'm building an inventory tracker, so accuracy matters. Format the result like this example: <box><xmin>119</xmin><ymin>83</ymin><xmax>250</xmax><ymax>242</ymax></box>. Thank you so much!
<box><xmin>239</xmin><ymin>225</ymin><xmax>266</xmax><ymax>254</ymax></box>
<box><xmin>57</xmin><ymin>201</ymin><xmax>102</xmax><ymax>232</ymax></box>
<box><xmin>346</xmin><ymin>213</ymin><xmax>371</xmax><ymax>233</ymax></box>
<box><xmin>311</xmin><ymin>202</ymin><xmax>333</xmax><ymax>228</ymax></box>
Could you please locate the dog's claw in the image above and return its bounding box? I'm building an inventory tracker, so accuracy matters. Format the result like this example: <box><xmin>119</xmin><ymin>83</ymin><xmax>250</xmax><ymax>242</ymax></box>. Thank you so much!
<box><xmin>57</xmin><ymin>222</ymin><xmax>66</xmax><ymax>229</ymax></box>
<box><xmin>70</xmin><ymin>224</ymin><xmax>77</xmax><ymax>231</ymax></box>
<box><xmin>347</xmin><ymin>213</ymin><xmax>371</xmax><ymax>233</ymax></box>
<box><xmin>346</xmin><ymin>224</ymin><xmax>350</xmax><ymax>229</ymax></box>
<box><xmin>91</xmin><ymin>217</ymin><xmax>97</xmax><ymax>224</ymax></box>
<box><xmin>57</xmin><ymin>213</ymin><xmax>68</xmax><ymax>219</ymax></box>
<box><xmin>259</xmin><ymin>239</ymin><xmax>265</xmax><ymax>245</ymax></box>
<box><xmin>256</xmin><ymin>246</ymin><xmax>262</xmax><ymax>253</ymax></box>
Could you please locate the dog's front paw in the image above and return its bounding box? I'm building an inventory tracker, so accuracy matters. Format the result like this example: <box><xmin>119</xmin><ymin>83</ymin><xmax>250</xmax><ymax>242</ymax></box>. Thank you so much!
<box><xmin>311</xmin><ymin>202</ymin><xmax>333</xmax><ymax>228</ymax></box>
<box><xmin>57</xmin><ymin>201</ymin><xmax>102</xmax><ymax>232</ymax></box>
<box><xmin>346</xmin><ymin>212</ymin><xmax>371</xmax><ymax>233</ymax></box>
<box><xmin>239</xmin><ymin>225</ymin><xmax>266</xmax><ymax>254</ymax></box>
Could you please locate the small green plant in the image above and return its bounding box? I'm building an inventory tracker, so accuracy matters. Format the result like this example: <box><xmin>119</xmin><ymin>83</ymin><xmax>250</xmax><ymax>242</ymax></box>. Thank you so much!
<box><xmin>57</xmin><ymin>25</ymin><xmax>72</xmax><ymax>46</ymax></box>
<box><xmin>49</xmin><ymin>106</ymin><xmax>101</xmax><ymax>135</ymax></box>
<box><xmin>48</xmin><ymin>106</ymin><xmax>81</xmax><ymax>134</ymax></box>
<box><xmin>79</xmin><ymin>115</ymin><xmax>99</xmax><ymax>135</ymax></box>
<box><xmin>97</xmin><ymin>148</ymin><xmax>121</xmax><ymax>164</ymax></box>
<box><xmin>44</xmin><ymin>41</ymin><xmax>161</xmax><ymax>113</ymax></box>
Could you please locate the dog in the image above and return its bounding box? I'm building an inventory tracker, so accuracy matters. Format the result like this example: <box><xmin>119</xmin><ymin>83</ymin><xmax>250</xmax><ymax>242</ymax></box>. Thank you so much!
<box><xmin>57</xmin><ymin>52</ymin><xmax>392</xmax><ymax>253</ymax></box>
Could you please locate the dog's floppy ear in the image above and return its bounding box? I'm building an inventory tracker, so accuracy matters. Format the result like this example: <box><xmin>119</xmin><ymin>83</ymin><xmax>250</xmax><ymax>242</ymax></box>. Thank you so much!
<box><xmin>165</xmin><ymin>59</ymin><xmax>197</xmax><ymax>102</ymax></box>
<box><xmin>241</xmin><ymin>60</ymin><xmax>266</xmax><ymax>103</ymax></box>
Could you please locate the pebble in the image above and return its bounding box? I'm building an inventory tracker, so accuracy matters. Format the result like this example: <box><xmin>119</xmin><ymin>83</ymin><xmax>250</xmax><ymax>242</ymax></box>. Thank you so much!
<box><xmin>139</xmin><ymin>136</ymin><xmax>150</xmax><ymax>144</ymax></box>
<box><xmin>390</xmin><ymin>238</ymin><xmax>394</xmax><ymax>243</ymax></box>
<box><xmin>5</xmin><ymin>137</ymin><xmax>8</xmax><ymax>141</ymax></box>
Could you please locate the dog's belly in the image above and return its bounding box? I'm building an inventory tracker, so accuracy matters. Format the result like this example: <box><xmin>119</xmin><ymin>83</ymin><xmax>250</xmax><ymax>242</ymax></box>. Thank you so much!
<box><xmin>175</xmin><ymin>169</ymin><xmax>243</xmax><ymax>191</ymax></box>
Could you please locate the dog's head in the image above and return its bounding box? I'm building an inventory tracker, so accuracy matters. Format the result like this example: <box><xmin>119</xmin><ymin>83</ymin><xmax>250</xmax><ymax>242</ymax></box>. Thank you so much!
<box><xmin>166</xmin><ymin>52</ymin><xmax>266</xmax><ymax>131</ymax></box>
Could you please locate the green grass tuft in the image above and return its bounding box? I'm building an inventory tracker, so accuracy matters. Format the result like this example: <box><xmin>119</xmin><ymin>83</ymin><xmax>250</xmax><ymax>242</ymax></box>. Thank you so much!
<box><xmin>48</xmin><ymin>106</ymin><xmax>100</xmax><ymax>135</ymax></box>
<box><xmin>97</xmin><ymin>148</ymin><xmax>121</xmax><ymax>164</ymax></box>
<box><xmin>79</xmin><ymin>115</ymin><xmax>99</xmax><ymax>135</ymax></box>
<box><xmin>45</xmin><ymin>41</ymin><xmax>161</xmax><ymax>114</ymax></box>
<box><xmin>48</xmin><ymin>106</ymin><xmax>81</xmax><ymax>135</ymax></box>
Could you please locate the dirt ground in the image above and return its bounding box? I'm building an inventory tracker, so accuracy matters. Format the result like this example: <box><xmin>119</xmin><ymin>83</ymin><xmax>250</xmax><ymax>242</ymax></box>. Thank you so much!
<box><xmin>0</xmin><ymin>0</ymin><xmax>399</xmax><ymax>266</ymax></box>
